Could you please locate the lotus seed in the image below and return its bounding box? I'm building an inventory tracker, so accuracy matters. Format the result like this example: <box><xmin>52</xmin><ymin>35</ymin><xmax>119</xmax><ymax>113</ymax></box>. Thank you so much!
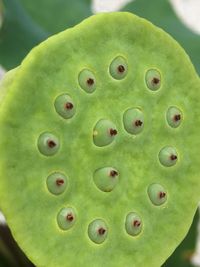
<box><xmin>166</xmin><ymin>106</ymin><xmax>182</xmax><ymax>128</ymax></box>
<box><xmin>123</xmin><ymin>108</ymin><xmax>144</xmax><ymax>135</ymax></box>
<box><xmin>57</xmin><ymin>207</ymin><xmax>76</xmax><ymax>230</ymax></box>
<box><xmin>159</xmin><ymin>146</ymin><xmax>178</xmax><ymax>167</ymax></box>
<box><xmin>125</xmin><ymin>212</ymin><xmax>143</xmax><ymax>236</ymax></box>
<box><xmin>148</xmin><ymin>183</ymin><xmax>167</xmax><ymax>206</ymax></box>
<box><xmin>109</xmin><ymin>56</ymin><xmax>128</xmax><ymax>80</ymax></box>
<box><xmin>54</xmin><ymin>94</ymin><xmax>76</xmax><ymax>119</ymax></box>
<box><xmin>93</xmin><ymin>119</ymin><xmax>118</xmax><ymax>147</ymax></box>
<box><xmin>78</xmin><ymin>69</ymin><xmax>96</xmax><ymax>93</ymax></box>
<box><xmin>145</xmin><ymin>69</ymin><xmax>161</xmax><ymax>91</ymax></box>
<box><xmin>37</xmin><ymin>132</ymin><xmax>60</xmax><ymax>156</ymax></box>
<box><xmin>46</xmin><ymin>172</ymin><xmax>68</xmax><ymax>195</ymax></box>
<box><xmin>93</xmin><ymin>167</ymin><xmax>119</xmax><ymax>192</ymax></box>
<box><xmin>88</xmin><ymin>219</ymin><xmax>108</xmax><ymax>244</ymax></box>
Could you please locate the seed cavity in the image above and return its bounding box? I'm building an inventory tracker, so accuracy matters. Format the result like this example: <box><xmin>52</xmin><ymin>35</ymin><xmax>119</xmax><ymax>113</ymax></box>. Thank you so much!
<box><xmin>145</xmin><ymin>69</ymin><xmax>161</xmax><ymax>91</ymax></box>
<box><xmin>46</xmin><ymin>172</ymin><xmax>68</xmax><ymax>195</ymax></box>
<box><xmin>109</xmin><ymin>56</ymin><xmax>128</xmax><ymax>80</ymax></box>
<box><xmin>54</xmin><ymin>94</ymin><xmax>76</xmax><ymax>119</ymax></box>
<box><xmin>88</xmin><ymin>219</ymin><xmax>108</xmax><ymax>244</ymax></box>
<box><xmin>159</xmin><ymin>146</ymin><xmax>178</xmax><ymax>167</ymax></box>
<box><xmin>93</xmin><ymin>167</ymin><xmax>119</xmax><ymax>192</ymax></box>
<box><xmin>123</xmin><ymin>108</ymin><xmax>144</xmax><ymax>135</ymax></box>
<box><xmin>93</xmin><ymin>119</ymin><xmax>118</xmax><ymax>147</ymax></box>
<box><xmin>125</xmin><ymin>212</ymin><xmax>143</xmax><ymax>236</ymax></box>
<box><xmin>57</xmin><ymin>207</ymin><xmax>76</xmax><ymax>230</ymax></box>
<box><xmin>148</xmin><ymin>183</ymin><xmax>167</xmax><ymax>206</ymax></box>
<box><xmin>78</xmin><ymin>69</ymin><xmax>96</xmax><ymax>93</ymax></box>
<box><xmin>37</xmin><ymin>132</ymin><xmax>60</xmax><ymax>156</ymax></box>
<box><xmin>166</xmin><ymin>106</ymin><xmax>182</xmax><ymax>128</ymax></box>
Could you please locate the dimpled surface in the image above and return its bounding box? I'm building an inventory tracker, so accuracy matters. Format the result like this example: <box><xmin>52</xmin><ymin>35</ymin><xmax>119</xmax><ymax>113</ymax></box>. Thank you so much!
<box><xmin>0</xmin><ymin>12</ymin><xmax>200</xmax><ymax>267</ymax></box>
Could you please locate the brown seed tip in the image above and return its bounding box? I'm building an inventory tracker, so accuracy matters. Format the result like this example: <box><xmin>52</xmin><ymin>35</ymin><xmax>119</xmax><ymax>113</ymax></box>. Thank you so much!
<box><xmin>117</xmin><ymin>65</ymin><xmax>125</xmax><ymax>73</ymax></box>
<box><xmin>65</xmin><ymin>102</ymin><xmax>74</xmax><ymax>110</ymax></box>
<box><xmin>174</xmin><ymin>114</ymin><xmax>181</xmax><ymax>121</ymax></box>
<box><xmin>135</xmin><ymin>120</ymin><xmax>143</xmax><ymax>127</ymax></box>
<box><xmin>98</xmin><ymin>227</ymin><xmax>106</xmax><ymax>235</ymax></box>
<box><xmin>66</xmin><ymin>213</ymin><xmax>74</xmax><ymax>222</ymax></box>
<box><xmin>56</xmin><ymin>179</ymin><xmax>64</xmax><ymax>186</ymax></box>
<box><xmin>87</xmin><ymin>78</ymin><xmax>94</xmax><ymax>86</ymax></box>
<box><xmin>159</xmin><ymin>191</ymin><xmax>166</xmax><ymax>199</ymax></box>
<box><xmin>152</xmin><ymin>77</ymin><xmax>160</xmax><ymax>84</ymax></box>
<box><xmin>170</xmin><ymin>154</ymin><xmax>177</xmax><ymax>161</ymax></box>
<box><xmin>110</xmin><ymin>170</ymin><xmax>118</xmax><ymax>177</ymax></box>
<box><xmin>109</xmin><ymin>128</ymin><xmax>118</xmax><ymax>136</ymax></box>
<box><xmin>133</xmin><ymin>220</ymin><xmax>141</xmax><ymax>227</ymax></box>
<box><xmin>47</xmin><ymin>140</ymin><xmax>56</xmax><ymax>148</ymax></box>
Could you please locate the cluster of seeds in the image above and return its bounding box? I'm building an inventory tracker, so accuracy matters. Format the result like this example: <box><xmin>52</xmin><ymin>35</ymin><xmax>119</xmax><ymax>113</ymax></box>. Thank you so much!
<box><xmin>37</xmin><ymin>55</ymin><xmax>183</xmax><ymax>244</ymax></box>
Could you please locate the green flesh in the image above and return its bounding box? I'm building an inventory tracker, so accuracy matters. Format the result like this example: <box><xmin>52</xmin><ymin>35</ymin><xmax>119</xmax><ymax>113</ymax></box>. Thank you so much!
<box><xmin>0</xmin><ymin>12</ymin><xmax>200</xmax><ymax>267</ymax></box>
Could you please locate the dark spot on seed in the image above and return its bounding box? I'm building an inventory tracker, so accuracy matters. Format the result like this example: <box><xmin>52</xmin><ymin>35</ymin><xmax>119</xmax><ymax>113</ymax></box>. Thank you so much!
<box><xmin>87</xmin><ymin>78</ymin><xmax>94</xmax><ymax>86</ymax></box>
<box><xmin>98</xmin><ymin>227</ymin><xmax>106</xmax><ymax>235</ymax></box>
<box><xmin>133</xmin><ymin>220</ymin><xmax>141</xmax><ymax>227</ymax></box>
<box><xmin>109</xmin><ymin>128</ymin><xmax>118</xmax><ymax>136</ymax></box>
<box><xmin>135</xmin><ymin>120</ymin><xmax>143</xmax><ymax>127</ymax></box>
<box><xmin>159</xmin><ymin>192</ymin><xmax>166</xmax><ymax>199</ymax></box>
<box><xmin>152</xmin><ymin>77</ymin><xmax>160</xmax><ymax>84</ymax></box>
<box><xmin>65</xmin><ymin>102</ymin><xmax>73</xmax><ymax>110</ymax></box>
<box><xmin>47</xmin><ymin>140</ymin><xmax>56</xmax><ymax>148</ymax></box>
<box><xmin>170</xmin><ymin>154</ymin><xmax>177</xmax><ymax>161</ymax></box>
<box><xmin>56</xmin><ymin>179</ymin><xmax>64</xmax><ymax>186</ymax></box>
<box><xmin>109</xmin><ymin>170</ymin><xmax>118</xmax><ymax>177</ymax></box>
<box><xmin>66</xmin><ymin>213</ymin><xmax>74</xmax><ymax>222</ymax></box>
<box><xmin>117</xmin><ymin>65</ymin><xmax>125</xmax><ymax>73</ymax></box>
<box><xmin>174</xmin><ymin>114</ymin><xmax>181</xmax><ymax>121</ymax></box>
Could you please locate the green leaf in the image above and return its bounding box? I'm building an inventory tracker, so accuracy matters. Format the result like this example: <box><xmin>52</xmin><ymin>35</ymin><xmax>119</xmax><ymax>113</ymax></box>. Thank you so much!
<box><xmin>122</xmin><ymin>0</ymin><xmax>200</xmax><ymax>74</ymax></box>
<box><xmin>0</xmin><ymin>0</ymin><xmax>92</xmax><ymax>70</ymax></box>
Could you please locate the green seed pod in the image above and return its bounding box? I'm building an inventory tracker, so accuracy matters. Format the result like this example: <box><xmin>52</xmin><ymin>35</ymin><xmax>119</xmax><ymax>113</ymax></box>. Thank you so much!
<box><xmin>78</xmin><ymin>69</ymin><xmax>96</xmax><ymax>93</ymax></box>
<box><xmin>93</xmin><ymin>119</ymin><xmax>118</xmax><ymax>147</ymax></box>
<box><xmin>46</xmin><ymin>172</ymin><xmax>68</xmax><ymax>195</ymax></box>
<box><xmin>123</xmin><ymin>108</ymin><xmax>144</xmax><ymax>135</ymax></box>
<box><xmin>54</xmin><ymin>94</ymin><xmax>76</xmax><ymax>119</ymax></box>
<box><xmin>145</xmin><ymin>69</ymin><xmax>161</xmax><ymax>91</ymax></box>
<box><xmin>109</xmin><ymin>56</ymin><xmax>128</xmax><ymax>80</ymax></box>
<box><xmin>159</xmin><ymin>146</ymin><xmax>178</xmax><ymax>167</ymax></box>
<box><xmin>37</xmin><ymin>132</ymin><xmax>60</xmax><ymax>156</ymax></box>
<box><xmin>148</xmin><ymin>184</ymin><xmax>167</xmax><ymax>206</ymax></box>
<box><xmin>57</xmin><ymin>207</ymin><xmax>76</xmax><ymax>230</ymax></box>
<box><xmin>88</xmin><ymin>219</ymin><xmax>108</xmax><ymax>244</ymax></box>
<box><xmin>125</xmin><ymin>212</ymin><xmax>143</xmax><ymax>236</ymax></box>
<box><xmin>93</xmin><ymin>167</ymin><xmax>119</xmax><ymax>192</ymax></box>
<box><xmin>166</xmin><ymin>106</ymin><xmax>182</xmax><ymax>128</ymax></box>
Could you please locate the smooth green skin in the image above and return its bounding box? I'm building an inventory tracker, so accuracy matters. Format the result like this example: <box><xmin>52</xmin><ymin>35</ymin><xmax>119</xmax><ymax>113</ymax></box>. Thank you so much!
<box><xmin>93</xmin><ymin>167</ymin><xmax>119</xmax><ymax>192</ymax></box>
<box><xmin>0</xmin><ymin>0</ymin><xmax>92</xmax><ymax>69</ymax></box>
<box><xmin>0</xmin><ymin>12</ymin><xmax>200</xmax><ymax>267</ymax></box>
<box><xmin>122</xmin><ymin>0</ymin><xmax>200</xmax><ymax>75</ymax></box>
<box><xmin>123</xmin><ymin>108</ymin><xmax>144</xmax><ymax>135</ymax></box>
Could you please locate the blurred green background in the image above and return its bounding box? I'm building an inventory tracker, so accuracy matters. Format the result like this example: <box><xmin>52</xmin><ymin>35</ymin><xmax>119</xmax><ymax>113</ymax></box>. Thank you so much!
<box><xmin>0</xmin><ymin>0</ymin><xmax>200</xmax><ymax>266</ymax></box>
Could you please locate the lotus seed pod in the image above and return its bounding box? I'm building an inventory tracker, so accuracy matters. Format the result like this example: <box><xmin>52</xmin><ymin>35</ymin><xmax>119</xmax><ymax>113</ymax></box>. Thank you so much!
<box><xmin>46</xmin><ymin>172</ymin><xmax>68</xmax><ymax>195</ymax></box>
<box><xmin>159</xmin><ymin>146</ymin><xmax>178</xmax><ymax>167</ymax></box>
<box><xmin>93</xmin><ymin>119</ymin><xmax>118</xmax><ymax>147</ymax></box>
<box><xmin>54</xmin><ymin>94</ymin><xmax>76</xmax><ymax>119</ymax></box>
<box><xmin>123</xmin><ymin>108</ymin><xmax>144</xmax><ymax>135</ymax></box>
<box><xmin>148</xmin><ymin>184</ymin><xmax>167</xmax><ymax>206</ymax></box>
<box><xmin>125</xmin><ymin>212</ymin><xmax>143</xmax><ymax>236</ymax></box>
<box><xmin>93</xmin><ymin>167</ymin><xmax>119</xmax><ymax>192</ymax></box>
<box><xmin>109</xmin><ymin>56</ymin><xmax>128</xmax><ymax>80</ymax></box>
<box><xmin>57</xmin><ymin>207</ymin><xmax>76</xmax><ymax>230</ymax></box>
<box><xmin>0</xmin><ymin>12</ymin><xmax>200</xmax><ymax>267</ymax></box>
<box><xmin>88</xmin><ymin>219</ymin><xmax>108</xmax><ymax>244</ymax></box>
<box><xmin>166</xmin><ymin>106</ymin><xmax>182</xmax><ymax>128</ymax></box>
